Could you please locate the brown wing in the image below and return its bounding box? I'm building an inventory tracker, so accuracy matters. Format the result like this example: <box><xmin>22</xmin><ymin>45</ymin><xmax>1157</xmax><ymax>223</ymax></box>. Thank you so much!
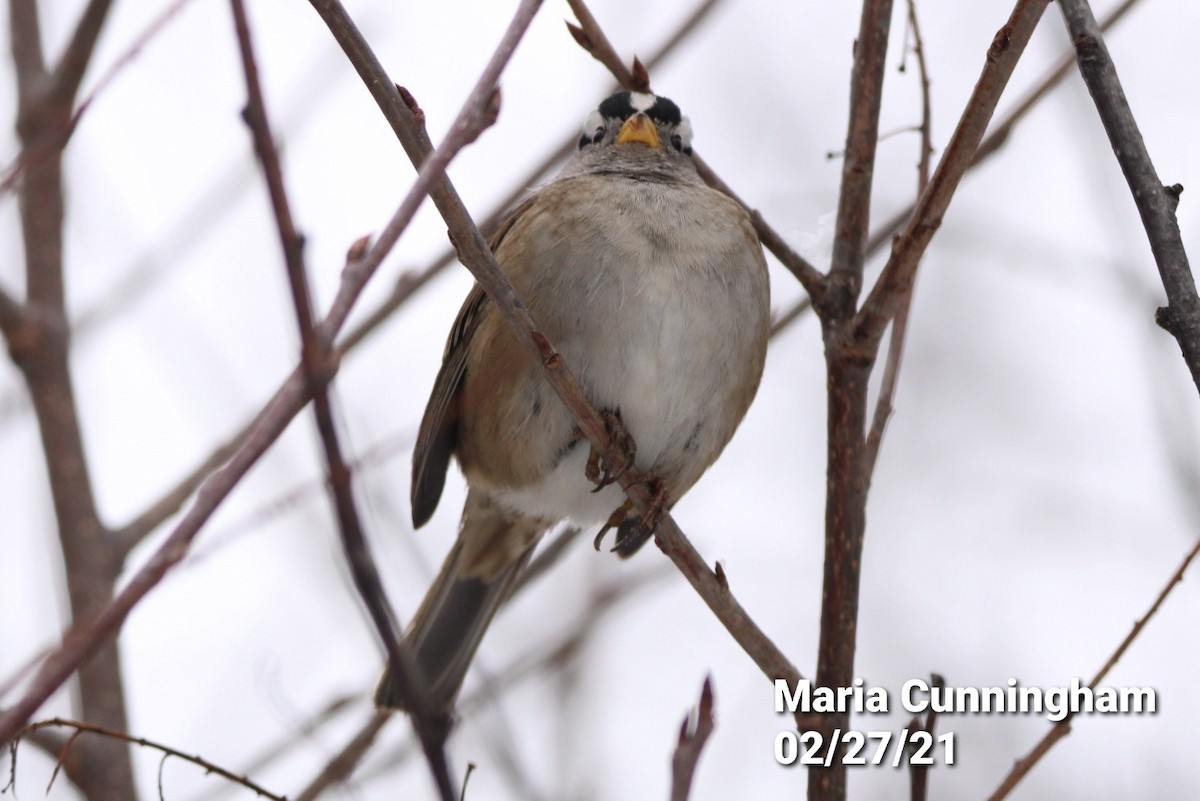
<box><xmin>409</xmin><ymin>194</ymin><xmax>540</xmax><ymax>528</ymax></box>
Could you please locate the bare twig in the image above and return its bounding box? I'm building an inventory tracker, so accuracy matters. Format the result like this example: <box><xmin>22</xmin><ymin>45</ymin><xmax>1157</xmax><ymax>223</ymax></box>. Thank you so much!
<box><xmin>4</xmin><ymin>0</ymin><xmax>135</xmax><ymax>795</ymax></box>
<box><xmin>309</xmin><ymin>0</ymin><xmax>803</xmax><ymax>702</ymax></box>
<box><xmin>0</xmin><ymin>0</ymin><xmax>519</xmax><ymax>751</ymax></box>
<box><xmin>230</xmin><ymin>0</ymin><xmax>457</xmax><ymax>794</ymax></box>
<box><xmin>92</xmin><ymin>0</ymin><xmax>737</xmax><ymax>554</ymax></box>
<box><xmin>14</xmin><ymin>718</ymin><xmax>286</xmax><ymax>801</ymax></box>
<box><xmin>296</xmin><ymin>573</ymin><xmax>658</xmax><ymax>799</ymax></box>
<box><xmin>769</xmin><ymin>0</ymin><xmax>1144</xmax><ymax>336</ymax></box>
<box><xmin>865</xmin><ymin>0</ymin><xmax>934</xmax><ymax>474</ymax></box>
<box><xmin>292</xmin><ymin>711</ymin><xmax>392</xmax><ymax>801</ymax></box>
<box><xmin>1</xmin><ymin>0</ymin><xmax>195</xmax><ymax>201</ymax></box>
<box><xmin>824</xmin><ymin>0</ymin><xmax>894</xmax><ymax>321</ymax></box>
<box><xmin>853</xmin><ymin>0</ymin><xmax>1049</xmax><ymax>347</ymax></box>
<box><xmin>49</xmin><ymin>0</ymin><xmax>115</xmax><ymax>105</ymax></box>
<box><xmin>564</xmin><ymin>0</ymin><xmax>636</xmax><ymax>89</ymax></box>
<box><xmin>809</xmin><ymin>5</ymin><xmax>895</xmax><ymax>799</ymax></box>
<box><xmin>1057</xmin><ymin>0</ymin><xmax>1200</xmax><ymax>394</ymax></box>
<box><xmin>669</xmin><ymin>677</ymin><xmax>716</xmax><ymax>801</ymax></box>
<box><xmin>986</xmin><ymin>535</ymin><xmax>1200</xmax><ymax>800</ymax></box>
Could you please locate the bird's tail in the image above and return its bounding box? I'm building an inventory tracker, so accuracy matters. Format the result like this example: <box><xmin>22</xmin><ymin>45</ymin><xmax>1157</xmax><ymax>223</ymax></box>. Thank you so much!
<box><xmin>375</xmin><ymin>492</ymin><xmax>545</xmax><ymax>712</ymax></box>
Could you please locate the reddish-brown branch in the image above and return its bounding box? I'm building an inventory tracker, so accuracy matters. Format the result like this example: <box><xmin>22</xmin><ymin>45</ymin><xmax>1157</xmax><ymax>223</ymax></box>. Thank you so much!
<box><xmin>669</xmin><ymin>677</ymin><xmax>716</xmax><ymax>801</ymax></box>
<box><xmin>564</xmin><ymin>0</ymin><xmax>634</xmax><ymax>89</ymax></box>
<box><xmin>4</xmin><ymin>0</ymin><xmax>134</xmax><ymax>796</ymax></box>
<box><xmin>0</xmin><ymin>0</ymin><xmax>516</xmax><ymax>752</ymax></box>
<box><xmin>14</xmin><ymin>718</ymin><xmax>286</xmax><ymax>800</ymax></box>
<box><xmin>987</xmin><ymin>535</ymin><xmax>1200</xmax><ymax>800</ymax></box>
<box><xmin>90</xmin><ymin>0</ymin><xmax>747</xmax><ymax>557</ymax></box>
<box><xmin>48</xmin><ymin>0</ymin><xmax>115</xmax><ymax>106</ymax></box>
<box><xmin>311</xmin><ymin>0</ymin><xmax>803</xmax><ymax>706</ymax></box>
<box><xmin>824</xmin><ymin>0</ymin><xmax>894</xmax><ymax>323</ymax></box>
<box><xmin>865</xmin><ymin>0</ymin><xmax>934</xmax><ymax>475</ymax></box>
<box><xmin>853</xmin><ymin>0</ymin><xmax>1049</xmax><ymax>347</ymax></box>
<box><xmin>229</xmin><ymin>0</ymin><xmax>458</xmax><ymax>795</ymax></box>
<box><xmin>807</xmin><ymin>5</ymin><xmax>895</xmax><ymax>801</ymax></box>
<box><xmin>769</xmin><ymin>0</ymin><xmax>1143</xmax><ymax>337</ymax></box>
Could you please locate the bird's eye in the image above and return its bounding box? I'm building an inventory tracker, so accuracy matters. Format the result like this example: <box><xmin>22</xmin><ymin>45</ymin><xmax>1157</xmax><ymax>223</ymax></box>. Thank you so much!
<box><xmin>670</xmin><ymin>134</ymin><xmax>684</xmax><ymax>151</ymax></box>
<box><xmin>591</xmin><ymin>128</ymin><xmax>605</xmax><ymax>144</ymax></box>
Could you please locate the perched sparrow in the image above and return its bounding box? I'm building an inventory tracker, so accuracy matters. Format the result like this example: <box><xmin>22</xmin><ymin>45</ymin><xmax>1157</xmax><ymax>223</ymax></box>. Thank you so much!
<box><xmin>375</xmin><ymin>91</ymin><xmax>771</xmax><ymax>712</ymax></box>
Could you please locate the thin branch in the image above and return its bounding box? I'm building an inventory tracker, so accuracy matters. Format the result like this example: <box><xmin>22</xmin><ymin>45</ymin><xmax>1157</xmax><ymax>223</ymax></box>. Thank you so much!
<box><xmin>49</xmin><ymin>0</ymin><xmax>115</xmax><ymax>106</ymax></box>
<box><xmin>6</xmin><ymin>0</ymin><xmax>137</xmax><ymax>796</ymax></box>
<box><xmin>1057</xmin><ymin>0</ymin><xmax>1200</xmax><ymax>394</ymax></box>
<box><xmin>906</xmin><ymin>673</ymin><xmax>941</xmax><ymax>801</ymax></box>
<box><xmin>0</xmin><ymin>0</ymin><xmax>512</xmax><ymax>748</ymax></box>
<box><xmin>95</xmin><ymin>0</ymin><xmax>739</xmax><ymax>552</ymax></box>
<box><xmin>113</xmin><ymin>433</ymin><xmax>243</xmax><ymax>555</ymax></box>
<box><xmin>232</xmin><ymin>0</ymin><xmax>460</xmax><ymax>794</ymax></box>
<box><xmin>692</xmin><ymin>157</ymin><xmax>827</xmax><ymax>299</ymax></box>
<box><xmin>865</xmin><ymin>0</ymin><xmax>934</xmax><ymax>474</ymax></box>
<box><xmin>292</xmin><ymin>711</ymin><xmax>392</xmax><ymax>801</ymax></box>
<box><xmin>297</xmin><ymin>573</ymin><xmax>659</xmax><ymax>799</ymax></box>
<box><xmin>15</xmin><ymin>718</ymin><xmax>286</xmax><ymax>801</ymax></box>
<box><xmin>986</xmin><ymin>535</ymin><xmax>1200</xmax><ymax>801</ymax></box>
<box><xmin>765</xmin><ymin>0</ymin><xmax>1145</xmax><ymax>337</ymax></box>
<box><xmin>807</xmin><ymin>6</ymin><xmax>895</xmax><ymax>801</ymax></box>
<box><xmin>824</xmin><ymin>0</ymin><xmax>895</xmax><ymax>322</ymax></box>
<box><xmin>564</xmin><ymin>0</ymin><xmax>636</xmax><ymax>89</ymax></box>
<box><xmin>853</xmin><ymin>0</ymin><xmax>1050</xmax><ymax>349</ymax></box>
<box><xmin>669</xmin><ymin>677</ymin><xmax>715</xmax><ymax>801</ymax></box>
<box><xmin>770</xmin><ymin>296</ymin><xmax>814</xmax><ymax>338</ymax></box>
<box><xmin>857</xmin><ymin>0</ymin><xmax>1143</xmax><ymax>264</ymax></box>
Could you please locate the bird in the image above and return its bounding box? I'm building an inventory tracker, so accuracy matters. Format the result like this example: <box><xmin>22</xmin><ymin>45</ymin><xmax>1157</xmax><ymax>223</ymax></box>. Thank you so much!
<box><xmin>375</xmin><ymin>90</ymin><xmax>771</xmax><ymax>714</ymax></box>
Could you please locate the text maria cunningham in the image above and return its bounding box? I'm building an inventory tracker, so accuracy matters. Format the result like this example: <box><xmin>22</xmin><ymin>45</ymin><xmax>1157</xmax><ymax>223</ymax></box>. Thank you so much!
<box><xmin>776</xmin><ymin>678</ymin><xmax>1156</xmax><ymax>723</ymax></box>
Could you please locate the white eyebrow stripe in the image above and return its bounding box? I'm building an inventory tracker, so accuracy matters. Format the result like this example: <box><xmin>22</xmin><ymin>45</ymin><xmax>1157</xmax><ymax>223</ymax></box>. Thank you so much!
<box><xmin>582</xmin><ymin>108</ymin><xmax>604</xmax><ymax>133</ymax></box>
<box><xmin>629</xmin><ymin>92</ymin><xmax>656</xmax><ymax>112</ymax></box>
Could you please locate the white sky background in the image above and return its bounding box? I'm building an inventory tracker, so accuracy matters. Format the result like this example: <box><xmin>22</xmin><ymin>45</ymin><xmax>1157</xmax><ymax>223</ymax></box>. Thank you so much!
<box><xmin>2</xmin><ymin>0</ymin><xmax>1199</xmax><ymax>798</ymax></box>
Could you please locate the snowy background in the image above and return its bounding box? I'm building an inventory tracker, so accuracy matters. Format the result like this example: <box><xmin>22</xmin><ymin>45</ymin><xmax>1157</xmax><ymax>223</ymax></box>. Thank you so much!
<box><xmin>2</xmin><ymin>0</ymin><xmax>1198</xmax><ymax>798</ymax></box>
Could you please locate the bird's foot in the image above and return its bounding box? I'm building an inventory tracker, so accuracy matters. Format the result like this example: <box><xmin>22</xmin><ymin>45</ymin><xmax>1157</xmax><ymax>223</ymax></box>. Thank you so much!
<box><xmin>585</xmin><ymin>409</ymin><xmax>636</xmax><ymax>492</ymax></box>
<box><xmin>592</xmin><ymin>477</ymin><xmax>668</xmax><ymax>557</ymax></box>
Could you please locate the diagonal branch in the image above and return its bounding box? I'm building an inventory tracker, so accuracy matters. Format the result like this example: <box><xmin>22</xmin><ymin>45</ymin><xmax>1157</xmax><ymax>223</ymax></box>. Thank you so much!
<box><xmin>864</xmin><ymin>0</ymin><xmax>934</xmax><ymax>475</ymax></box>
<box><xmin>230</xmin><ymin>0</ymin><xmax>492</xmax><ymax>795</ymax></box>
<box><xmin>986</xmin><ymin>534</ymin><xmax>1200</xmax><ymax>800</ymax></box>
<box><xmin>0</xmin><ymin>1</ymin><xmax>515</xmax><ymax>750</ymax></box>
<box><xmin>853</xmin><ymin>0</ymin><xmax>1050</xmax><ymax>349</ymax></box>
<box><xmin>1057</xmin><ymin>0</ymin><xmax>1200</xmax><ymax>394</ymax></box>
<box><xmin>103</xmin><ymin>0</ymin><xmax>742</xmax><ymax>554</ymax></box>
<box><xmin>49</xmin><ymin>0</ymin><xmax>116</xmax><ymax>106</ymax></box>
<box><xmin>767</xmin><ymin>0</ymin><xmax>1145</xmax><ymax>336</ymax></box>
<box><xmin>310</xmin><ymin>0</ymin><xmax>804</xmax><ymax>700</ymax></box>
<box><xmin>15</xmin><ymin>718</ymin><xmax>286</xmax><ymax>801</ymax></box>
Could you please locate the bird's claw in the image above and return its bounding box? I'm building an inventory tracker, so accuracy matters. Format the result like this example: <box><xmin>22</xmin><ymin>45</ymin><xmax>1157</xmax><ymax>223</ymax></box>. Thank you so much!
<box><xmin>585</xmin><ymin>410</ymin><xmax>636</xmax><ymax>492</ymax></box>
